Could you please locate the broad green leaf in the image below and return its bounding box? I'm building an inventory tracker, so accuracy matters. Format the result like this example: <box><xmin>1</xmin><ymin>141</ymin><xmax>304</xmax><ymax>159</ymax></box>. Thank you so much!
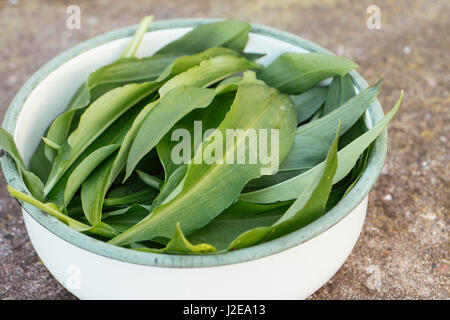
<box><xmin>323</xmin><ymin>75</ymin><xmax>355</xmax><ymax>115</ymax></box>
<box><xmin>156</xmin><ymin>47</ymin><xmax>240</xmax><ymax>81</ymax></box>
<box><xmin>125</xmin><ymin>86</ymin><xmax>216</xmax><ymax>180</ymax></box>
<box><xmin>158</xmin><ymin>55</ymin><xmax>261</xmax><ymax>97</ymax></box>
<box><xmin>187</xmin><ymin>201</ymin><xmax>291</xmax><ymax>250</ymax></box>
<box><xmin>45</xmin><ymin>82</ymin><xmax>159</xmax><ymax>195</ymax></box>
<box><xmin>290</xmin><ymin>86</ymin><xmax>327</xmax><ymax>124</ymax></box>
<box><xmin>326</xmin><ymin>146</ymin><xmax>370</xmax><ymax>211</ymax></box>
<box><xmin>258</xmin><ymin>52</ymin><xmax>358</xmax><ymax>95</ymax></box>
<box><xmin>88</xmin><ymin>54</ymin><xmax>177</xmax><ymax>94</ymax></box>
<box><xmin>0</xmin><ymin>128</ymin><xmax>44</xmax><ymax>200</ymax></box>
<box><xmin>156</xmin><ymin>92</ymin><xmax>234</xmax><ymax>180</ymax></box>
<box><xmin>278</xmin><ymin>80</ymin><xmax>380</xmax><ymax>171</ymax></box>
<box><xmin>109</xmin><ymin>83</ymin><xmax>297</xmax><ymax>246</ymax></box>
<box><xmin>63</xmin><ymin>144</ymin><xmax>120</xmax><ymax>206</ymax></box>
<box><xmin>268</xmin><ymin>124</ymin><xmax>339</xmax><ymax>237</ymax></box>
<box><xmin>135</xmin><ymin>223</ymin><xmax>216</xmax><ymax>254</ymax></box>
<box><xmin>81</xmin><ymin>156</ymin><xmax>115</xmax><ymax>225</ymax></box>
<box><xmin>7</xmin><ymin>186</ymin><xmax>118</xmax><ymax>238</ymax></box>
<box><xmin>29</xmin><ymin>140</ymin><xmax>52</xmax><ymax>183</ymax></box>
<box><xmin>108</xmin><ymin>100</ymin><xmax>159</xmax><ymax>185</ymax></box>
<box><xmin>156</xmin><ymin>71</ymin><xmax>262</xmax><ymax>180</ymax></box>
<box><xmin>229</xmin><ymin>125</ymin><xmax>339</xmax><ymax>250</ymax></box>
<box><xmin>240</xmin><ymin>91</ymin><xmax>403</xmax><ymax>203</ymax></box>
<box><xmin>155</xmin><ymin>20</ymin><xmax>251</xmax><ymax>55</ymax></box>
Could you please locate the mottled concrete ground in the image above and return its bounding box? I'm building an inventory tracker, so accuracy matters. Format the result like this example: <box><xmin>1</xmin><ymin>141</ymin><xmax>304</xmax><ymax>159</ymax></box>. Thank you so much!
<box><xmin>0</xmin><ymin>0</ymin><xmax>448</xmax><ymax>300</ymax></box>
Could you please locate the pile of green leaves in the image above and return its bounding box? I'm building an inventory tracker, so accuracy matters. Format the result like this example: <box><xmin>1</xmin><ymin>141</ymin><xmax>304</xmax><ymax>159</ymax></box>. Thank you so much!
<box><xmin>1</xmin><ymin>17</ymin><xmax>402</xmax><ymax>254</ymax></box>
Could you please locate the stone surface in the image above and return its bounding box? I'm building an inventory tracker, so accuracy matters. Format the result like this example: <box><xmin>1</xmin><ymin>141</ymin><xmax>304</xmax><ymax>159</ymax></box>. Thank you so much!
<box><xmin>0</xmin><ymin>0</ymin><xmax>448</xmax><ymax>300</ymax></box>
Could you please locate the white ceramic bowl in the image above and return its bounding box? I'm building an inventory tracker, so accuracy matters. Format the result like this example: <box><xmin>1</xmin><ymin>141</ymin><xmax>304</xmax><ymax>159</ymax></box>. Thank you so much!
<box><xmin>1</xmin><ymin>19</ymin><xmax>387</xmax><ymax>299</ymax></box>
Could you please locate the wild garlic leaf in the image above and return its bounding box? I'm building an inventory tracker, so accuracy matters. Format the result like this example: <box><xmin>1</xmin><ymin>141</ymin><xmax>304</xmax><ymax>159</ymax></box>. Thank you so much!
<box><xmin>81</xmin><ymin>156</ymin><xmax>115</xmax><ymax>225</ymax></box>
<box><xmin>323</xmin><ymin>75</ymin><xmax>356</xmax><ymax>115</ymax></box>
<box><xmin>151</xmin><ymin>165</ymin><xmax>187</xmax><ymax>209</ymax></box>
<box><xmin>187</xmin><ymin>201</ymin><xmax>292</xmax><ymax>250</ymax></box>
<box><xmin>0</xmin><ymin>128</ymin><xmax>44</xmax><ymax>201</ymax></box>
<box><xmin>156</xmin><ymin>47</ymin><xmax>240</xmax><ymax>81</ymax></box>
<box><xmin>290</xmin><ymin>86</ymin><xmax>328</xmax><ymax>124</ymax></box>
<box><xmin>155</xmin><ymin>20</ymin><xmax>251</xmax><ymax>55</ymax></box>
<box><xmin>278</xmin><ymin>79</ymin><xmax>381</xmax><ymax>171</ymax></box>
<box><xmin>63</xmin><ymin>144</ymin><xmax>120</xmax><ymax>207</ymax></box>
<box><xmin>120</xmin><ymin>16</ymin><xmax>154</xmax><ymax>58</ymax></box>
<box><xmin>156</xmin><ymin>71</ymin><xmax>263</xmax><ymax>180</ymax></box>
<box><xmin>326</xmin><ymin>146</ymin><xmax>370</xmax><ymax>211</ymax></box>
<box><xmin>240</xmin><ymin>91</ymin><xmax>403</xmax><ymax>203</ymax></box>
<box><xmin>125</xmin><ymin>86</ymin><xmax>216</xmax><ymax>181</ymax></box>
<box><xmin>156</xmin><ymin>92</ymin><xmax>234</xmax><ymax>180</ymax></box>
<box><xmin>159</xmin><ymin>55</ymin><xmax>261</xmax><ymax>97</ymax></box>
<box><xmin>44</xmin><ymin>82</ymin><xmax>160</xmax><ymax>195</ymax></box>
<box><xmin>109</xmin><ymin>83</ymin><xmax>297</xmax><ymax>246</ymax></box>
<box><xmin>7</xmin><ymin>186</ymin><xmax>118</xmax><ymax>238</ymax></box>
<box><xmin>258</xmin><ymin>52</ymin><xmax>358</xmax><ymax>95</ymax></box>
<box><xmin>229</xmin><ymin>125</ymin><xmax>339</xmax><ymax>250</ymax></box>
<box><xmin>29</xmin><ymin>140</ymin><xmax>52</xmax><ymax>183</ymax></box>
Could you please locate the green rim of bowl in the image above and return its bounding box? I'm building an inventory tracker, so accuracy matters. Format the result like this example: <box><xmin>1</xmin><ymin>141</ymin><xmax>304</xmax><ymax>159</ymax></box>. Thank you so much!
<box><xmin>1</xmin><ymin>18</ymin><xmax>387</xmax><ymax>268</ymax></box>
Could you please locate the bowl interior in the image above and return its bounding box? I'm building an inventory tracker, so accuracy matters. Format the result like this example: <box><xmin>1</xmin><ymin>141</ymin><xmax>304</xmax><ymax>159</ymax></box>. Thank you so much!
<box><xmin>2</xmin><ymin>19</ymin><xmax>386</xmax><ymax>268</ymax></box>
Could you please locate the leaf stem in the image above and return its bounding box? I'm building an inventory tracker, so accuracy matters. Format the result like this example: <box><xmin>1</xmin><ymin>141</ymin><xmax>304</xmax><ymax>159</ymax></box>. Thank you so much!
<box><xmin>7</xmin><ymin>185</ymin><xmax>89</xmax><ymax>231</ymax></box>
<box><xmin>120</xmin><ymin>15</ymin><xmax>154</xmax><ymax>59</ymax></box>
<box><xmin>136</xmin><ymin>169</ymin><xmax>162</xmax><ymax>190</ymax></box>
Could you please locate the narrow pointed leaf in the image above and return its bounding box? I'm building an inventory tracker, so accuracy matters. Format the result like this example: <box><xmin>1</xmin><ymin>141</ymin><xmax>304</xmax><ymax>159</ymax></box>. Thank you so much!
<box><xmin>290</xmin><ymin>86</ymin><xmax>327</xmax><ymax>124</ymax></box>
<box><xmin>81</xmin><ymin>156</ymin><xmax>115</xmax><ymax>225</ymax></box>
<box><xmin>120</xmin><ymin>16</ymin><xmax>153</xmax><ymax>58</ymax></box>
<box><xmin>125</xmin><ymin>86</ymin><xmax>216</xmax><ymax>180</ymax></box>
<box><xmin>323</xmin><ymin>75</ymin><xmax>356</xmax><ymax>115</ymax></box>
<box><xmin>0</xmin><ymin>128</ymin><xmax>44</xmax><ymax>200</ymax></box>
<box><xmin>278</xmin><ymin>80</ymin><xmax>380</xmax><ymax>171</ymax></box>
<box><xmin>159</xmin><ymin>55</ymin><xmax>261</xmax><ymax>97</ymax></box>
<box><xmin>155</xmin><ymin>20</ymin><xmax>251</xmax><ymax>55</ymax></box>
<box><xmin>258</xmin><ymin>52</ymin><xmax>358</xmax><ymax>94</ymax></box>
<box><xmin>63</xmin><ymin>144</ymin><xmax>120</xmax><ymax>206</ymax></box>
